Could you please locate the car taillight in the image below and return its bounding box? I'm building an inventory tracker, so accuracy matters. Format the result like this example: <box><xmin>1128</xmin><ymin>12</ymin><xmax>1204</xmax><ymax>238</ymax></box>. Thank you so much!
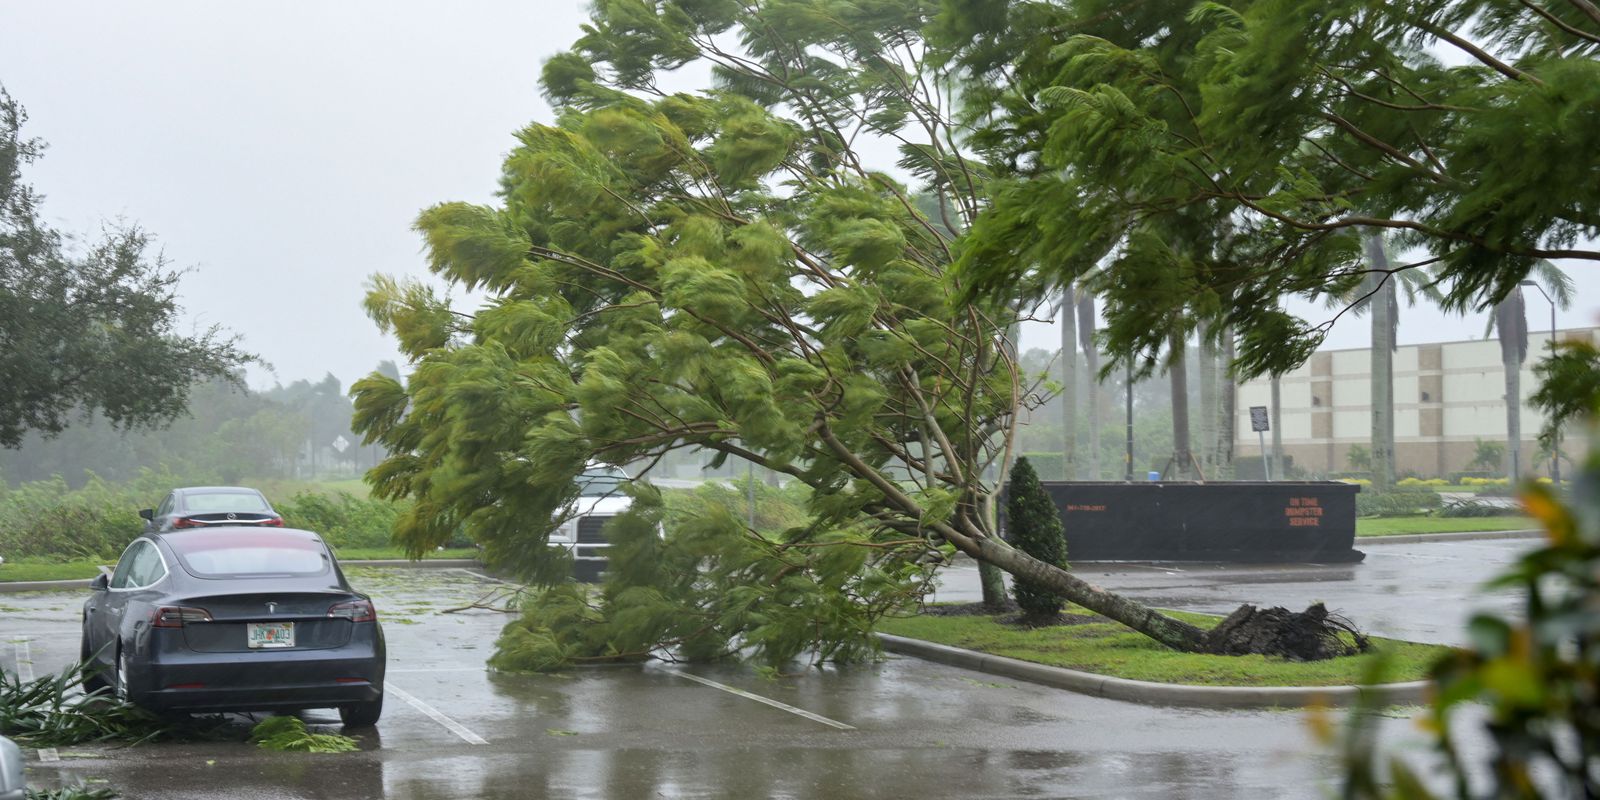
<box><xmin>151</xmin><ymin>606</ymin><xmax>212</xmax><ymax>628</ymax></box>
<box><xmin>172</xmin><ymin>517</ymin><xmax>203</xmax><ymax>529</ymax></box>
<box><xmin>328</xmin><ymin>599</ymin><xmax>376</xmax><ymax>623</ymax></box>
<box><xmin>262</xmin><ymin>517</ymin><xmax>285</xmax><ymax>527</ymax></box>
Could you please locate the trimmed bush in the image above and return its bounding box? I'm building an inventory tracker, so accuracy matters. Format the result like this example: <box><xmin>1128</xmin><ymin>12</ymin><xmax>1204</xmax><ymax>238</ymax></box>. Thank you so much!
<box><xmin>1006</xmin><ymin>457</ymin><xmax>1068</xmax><ymax>619</ymax></box>
<box><xmin>1355</xmin><ymin>487</ymin><xmax>1444</xmax><ymax>517</ymax></box>
<box><xmin>1397</xmin><ymin>477</ymin><xmax>1449</xmax><ymax>487</ymax></box>
<box><xmin>1438</xmin><ymin>499</ymin><xmax>1525</xmax><ymax>518</ymax></box>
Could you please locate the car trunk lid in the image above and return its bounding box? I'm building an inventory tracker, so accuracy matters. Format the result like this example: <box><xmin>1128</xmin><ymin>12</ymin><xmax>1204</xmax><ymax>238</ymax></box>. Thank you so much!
<box><xmin>178</xmin><ymin>592</ymin><xmax>361</xmax><ymax>652</ymax></box>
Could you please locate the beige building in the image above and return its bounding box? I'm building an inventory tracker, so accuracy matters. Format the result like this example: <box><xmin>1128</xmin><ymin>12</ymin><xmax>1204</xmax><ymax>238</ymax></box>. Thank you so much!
<box><xmin>1234</xmin><ymin>329</ymin><xmax>1597</xmax><ymax>477</ymax></box>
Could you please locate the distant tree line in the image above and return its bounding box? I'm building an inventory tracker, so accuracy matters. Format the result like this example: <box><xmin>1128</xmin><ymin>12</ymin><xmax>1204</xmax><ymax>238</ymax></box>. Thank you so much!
<box><xmin>0</xmin><ymin>365</ymin><xmax>394</xmax><ymax>487</ymax></box>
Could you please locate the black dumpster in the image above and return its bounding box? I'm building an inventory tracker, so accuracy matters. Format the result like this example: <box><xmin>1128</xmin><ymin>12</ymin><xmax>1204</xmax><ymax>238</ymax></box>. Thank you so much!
<box><xmin>1013</xmin><ymin>481</ymin><xmax>1363</xmax><ymax>563</ymax></box>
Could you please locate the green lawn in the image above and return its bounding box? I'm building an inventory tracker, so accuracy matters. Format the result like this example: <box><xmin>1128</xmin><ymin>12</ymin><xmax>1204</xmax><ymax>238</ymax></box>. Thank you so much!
<box><xmin>0</xmin><ymin>559</ymin><xmax>107</xmax><ymax>583</ymax></box>
<box><xmin>1356</xmin><ymin>516</ymin><xmax>1536</xmax><ymax>537</ymax></box>
<box><xmin>878</xmin><ymin>607</ymin><xmax>1445</xmax><ymax>687</ymax></box>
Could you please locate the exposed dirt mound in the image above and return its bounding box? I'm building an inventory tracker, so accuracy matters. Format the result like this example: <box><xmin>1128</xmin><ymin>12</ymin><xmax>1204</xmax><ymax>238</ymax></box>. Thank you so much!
<box><xmin>1202</xmin><ymin>602</ymin><xmax>1369</xmax><ymax>661</ymax></box>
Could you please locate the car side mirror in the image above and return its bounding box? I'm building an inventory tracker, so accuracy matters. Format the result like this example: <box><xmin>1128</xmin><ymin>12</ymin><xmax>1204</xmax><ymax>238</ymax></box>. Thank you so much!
<box><xmin>138</xmin><ymin>509</ymin><xmax>154</xmax><ymax>522</ymax></box>
<box><xmin>90</xmin><ymin>573</ymin><xmax>109</xmax><ymax>591</ymax></box>
<box><xmin>0</xmin><ymin>735</ymin><xmax>25</xmax><ymax>800</ymax></box>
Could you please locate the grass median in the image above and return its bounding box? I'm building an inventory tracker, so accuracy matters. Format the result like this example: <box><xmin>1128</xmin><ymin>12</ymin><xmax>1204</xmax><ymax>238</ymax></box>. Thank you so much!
<box><xmin>1355</xmin><ymin>516</ymin><xmax>1535</xmax><ymax>537</ymax></box>
<box><xmin>878</xmin><ymin>605</ymin><xmax>1446</xmax><ymax>687</ymax></box>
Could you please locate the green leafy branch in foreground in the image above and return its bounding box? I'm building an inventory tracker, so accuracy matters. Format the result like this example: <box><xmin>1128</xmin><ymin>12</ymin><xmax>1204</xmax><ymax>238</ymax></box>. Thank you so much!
<box><xmin>0</xmin><ymin>660</ymin><xmax>171</xmax><ymax>748</ymax></box>
<box><xmin>248</xmin><ymin>717</ymin><xmax>359</xmax><ymax>753</ymax></box>
<box><xmin>1334</xmin><ymin>442</ymin><xmax>1600</xmax><ymax>796</ymax></box>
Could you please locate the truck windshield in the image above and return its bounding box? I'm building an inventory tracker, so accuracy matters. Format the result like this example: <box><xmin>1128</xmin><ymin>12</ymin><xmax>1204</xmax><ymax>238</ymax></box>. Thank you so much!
<box><xmin>577</xmin><ymin>466</ymin><xmax>629</xmax><ymax>497</ymax></box>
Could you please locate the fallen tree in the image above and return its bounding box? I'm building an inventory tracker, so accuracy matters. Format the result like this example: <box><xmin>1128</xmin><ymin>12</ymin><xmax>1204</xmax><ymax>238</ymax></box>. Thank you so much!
<box><xmin>352</xmin><ymin>0</ymin><xmax>1363</xmax><ymax>665</ymax></box>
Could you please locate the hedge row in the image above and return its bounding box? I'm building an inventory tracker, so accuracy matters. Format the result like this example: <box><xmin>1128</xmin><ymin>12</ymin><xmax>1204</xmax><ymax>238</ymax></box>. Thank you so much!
<box><xmin>0</xmin><ymin>473</ymin><xmax>404</xmax><ymax>561</ymax></box>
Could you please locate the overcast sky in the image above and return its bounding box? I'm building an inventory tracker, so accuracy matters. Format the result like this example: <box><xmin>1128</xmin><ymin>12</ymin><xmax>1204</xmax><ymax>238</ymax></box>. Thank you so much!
<box><xmin>3</xmin><ymin>2</ymin><xmax>1595</xmax><ymax>390</ymax></box>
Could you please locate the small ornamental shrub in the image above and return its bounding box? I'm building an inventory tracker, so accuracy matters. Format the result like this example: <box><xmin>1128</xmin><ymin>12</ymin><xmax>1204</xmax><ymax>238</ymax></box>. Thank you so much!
<box><xmin>1354</xmin><ymin>487</ymin><xmax>1444</xmax><ymax>518</ymax></box>
<box><xmin>1006</xmin><ymin>457</ymin><xmax>1068</xmax><ymax>620</ymax></box>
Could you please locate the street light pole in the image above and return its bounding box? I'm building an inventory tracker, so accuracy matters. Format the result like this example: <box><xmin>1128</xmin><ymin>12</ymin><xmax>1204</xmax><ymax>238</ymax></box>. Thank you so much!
<box><xmin>1520</xmin><ymin>280</ymin><xmax>1559</xmax><ymax>486</ymax></box>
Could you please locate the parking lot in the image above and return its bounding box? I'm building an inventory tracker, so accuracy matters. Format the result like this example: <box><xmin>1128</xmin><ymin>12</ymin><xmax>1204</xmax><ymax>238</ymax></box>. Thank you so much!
<box><xmin>2</xmin><ymin>537</ymin><xmax>1535</xmax><ymax>799</ymax></box>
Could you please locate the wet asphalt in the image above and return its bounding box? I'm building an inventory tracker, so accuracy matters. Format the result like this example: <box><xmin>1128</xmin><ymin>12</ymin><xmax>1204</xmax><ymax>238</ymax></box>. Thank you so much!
<box><xmin>1</xmin><ymin>539</ymin><xmax>1535</xmax><ymax>799</ymax></box>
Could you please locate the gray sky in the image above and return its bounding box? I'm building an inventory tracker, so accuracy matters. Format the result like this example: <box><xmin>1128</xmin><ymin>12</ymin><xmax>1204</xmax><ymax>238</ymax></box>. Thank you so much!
<box><xmin>3</xmin><ymin>2</ymin><xmax>1595</xmax><ymax>388</ymax></box>
<box><xmin>1</xmin><ymin>1</ymin><xmax>589</xmax><ymax>389</ymax></box>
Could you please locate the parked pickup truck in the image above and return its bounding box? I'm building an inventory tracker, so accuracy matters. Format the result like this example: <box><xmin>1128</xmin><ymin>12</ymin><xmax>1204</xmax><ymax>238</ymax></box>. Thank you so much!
<box><xmin>548</xmin><ymin>464</ymin><xmax>634</xmax><ymax>581</ymax></box>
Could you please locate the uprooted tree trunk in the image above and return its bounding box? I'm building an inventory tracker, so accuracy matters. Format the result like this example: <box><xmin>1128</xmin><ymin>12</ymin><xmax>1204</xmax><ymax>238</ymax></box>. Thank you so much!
<box><xmin>967</xmin><ymin>535</ymin><xmax>1365</xmax><ymax>658</ymax></box>
<box><xmin>824</xmin><ymin>424</ymin><xmax>1368</xmax><ymax>661</ymax></box>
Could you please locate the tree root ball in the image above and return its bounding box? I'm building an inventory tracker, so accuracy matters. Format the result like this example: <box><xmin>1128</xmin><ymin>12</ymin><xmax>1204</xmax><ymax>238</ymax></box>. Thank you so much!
<box><xmin>1202</xmin><ymin>602</ymin><xmax>1370</xmax><ymax>661</ymax></box>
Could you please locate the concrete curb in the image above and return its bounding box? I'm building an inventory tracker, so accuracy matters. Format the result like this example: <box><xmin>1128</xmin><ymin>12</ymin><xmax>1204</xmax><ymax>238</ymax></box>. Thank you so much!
<box><xmin>878</xmin><ymin>633</ymin><xmax>1430</xmax><ymax>709</ymax></box>
<box><xmin>0</xmin><ymin>558</ymin><xmax>486</xmax><ymax>593</ymax></box>
<box><xmin>1358</xmin><ymin>529</ymin><xmax>1541</xmax><ymax>545</ymax></box>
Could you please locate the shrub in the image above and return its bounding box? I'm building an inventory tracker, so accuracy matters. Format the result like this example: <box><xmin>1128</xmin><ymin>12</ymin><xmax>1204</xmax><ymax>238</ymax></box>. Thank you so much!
<box><xmin>1437</xmin><ymin>499</ymin><xmax>1525</xmax><ymax>518</ymax></box>
<box><xmin>275</xmin><ymin>491</ymin><xmax>405</xmax><ymax>550</ymax></box>
<box><xmin>0</xmin><ymin>474</ymin><xmax>151</xmax><ymax>560</ymax></box>
<box><xmin>1355</xmin><ymin>487</ymin><xmax>1443</xmax><ymax>517</ymax></box>
<box><xmin>1397</xmin><ymin>477</ymin><xmax>1449</xmax><ymax>487</ymax></box>
<box><xmin>1005</xmin><ymin>457</ymin><xmax>1068</xmax><ymax>620</ymax></box>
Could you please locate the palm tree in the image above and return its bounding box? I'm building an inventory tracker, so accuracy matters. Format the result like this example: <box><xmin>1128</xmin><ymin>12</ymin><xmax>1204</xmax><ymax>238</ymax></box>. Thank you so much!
<box><xmin>1059</xmin><ymin>286</ymin><xmax>1077</xmax><ymax>481</ymax></box>
<box><xmin>1485</xmin><ymin>261</ymin><xmax>1573</xmax><ymax>480</ymax></box>
<box><xmin>1330</xmin><ymin>234</ymin><xmax>1443</xmax><ymax>490</ymax></box>
<box><xmin>1055</xmin><ymin>286</ymin><xmax>1103</xmax><ymax>481</ymax></box>
<box><xmin>1199</xmin><ymin>320</ymin><xmax>1220</xmax><ymax>478</ymax></box>
<box><xmin>1166</xmin><ymin>332</ymin><xmax>1195</xmax><ymax>479</ymax></box>
<box><xmin>1077</xmin><ymin>292</ymin><xmax>1101</xmax><ymax>479</ymax></box>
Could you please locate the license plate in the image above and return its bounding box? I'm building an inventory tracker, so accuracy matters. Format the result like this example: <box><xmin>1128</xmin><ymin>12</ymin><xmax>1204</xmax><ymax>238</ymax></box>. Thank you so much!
<box><xmin>247</xmin><ymin>621</ymin><xmax>295</xmax><ymax>649</ymax></box>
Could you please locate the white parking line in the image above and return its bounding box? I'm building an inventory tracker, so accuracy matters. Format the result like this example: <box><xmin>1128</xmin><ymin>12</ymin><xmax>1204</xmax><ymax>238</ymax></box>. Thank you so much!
<box><xmin>12</xmin><ymin>640</ymin><xmax>60</xmax><ymax>762</ymax></box>
<box><xmin>385</xmin><ymin>681</ymin><xmax>489</xmax><ymax>745</ymax></box>
<box><xmin>671</xmin><ymin>671</ymin><xmax>855</xmax><ymax>731</ymax></box>
<box><xmin>450</xmin><ymin>568</ymin><xmax>522</xmax><ymax>587</ymax></box>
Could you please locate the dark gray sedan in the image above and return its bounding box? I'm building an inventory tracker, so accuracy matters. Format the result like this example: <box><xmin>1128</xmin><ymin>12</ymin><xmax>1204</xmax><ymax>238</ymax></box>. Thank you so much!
<box><xmin>140</xmin><ymin>486</ymin><xmax>283</xmax><ymax>532</ymax></box>
<box><xmin>80</xmin><ymin>527</ymin><xmax>385</xmax><ymax>726</ymax></box>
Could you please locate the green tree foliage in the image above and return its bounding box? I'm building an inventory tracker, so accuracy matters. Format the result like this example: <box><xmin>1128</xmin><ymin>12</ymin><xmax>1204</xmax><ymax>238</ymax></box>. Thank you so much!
<box><xmin>1533</xmin><ymin>341</ymin><xmax>1600</xmax><ymax>451</ymax></box>
<box><xmin>1005</xmin><ymin>457</ymin><xmax>1067</xmax><ymax>620</ymax></box>
<box><xmin>354</xmin><ymin>0</ymin><xmax>1240</xmax><ymax>660</ymax></box>
<box><xmin>1345</xmin><ymin>444</ymin><xmax>1372</xmax><ymax>473</ymax></box>
<box><xmin>491</xmin><ymin>485</ymin><xmax>899</xmax><ymax>671</ymax></box>
<box><xmin>1468</xmin><ymin>438</ymin><xmax>1507</xmax><ymax>473</ymax></box>
<box><xmin>0</xmin><ymin>87</ymin><xmax>251</xmax><ymax>448</ymax></box>
<box><xmin>941</xmin><ymin>0</ymin><xmax>1600</xmax><ymax>380</ymax></box>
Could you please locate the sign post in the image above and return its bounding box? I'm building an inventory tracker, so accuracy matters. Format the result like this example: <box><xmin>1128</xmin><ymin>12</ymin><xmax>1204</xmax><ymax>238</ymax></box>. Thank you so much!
<box><xmin>1249</xmin><ymin>406</ymin><xmax>1271</xmax><ymax>481</ymax></box>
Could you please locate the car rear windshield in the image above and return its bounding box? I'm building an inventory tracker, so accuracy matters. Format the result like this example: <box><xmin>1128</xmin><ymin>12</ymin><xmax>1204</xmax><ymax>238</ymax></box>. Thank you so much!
<box><xmin>184</xmin><ymin>492</ymin><xmax>271</xmax><ymax>513</ymax></box>
<box><xmin>168</xmin><ymin>531</ymin><xmax>328</xmax><ymax>578</ymax></box>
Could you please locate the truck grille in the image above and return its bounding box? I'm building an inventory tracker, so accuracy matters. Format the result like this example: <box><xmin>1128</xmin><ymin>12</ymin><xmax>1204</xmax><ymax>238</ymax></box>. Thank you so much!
<box><xmin>576</xmin><ymin>516</ymin><xmax>612</xmax><ymax>544</ymax></box>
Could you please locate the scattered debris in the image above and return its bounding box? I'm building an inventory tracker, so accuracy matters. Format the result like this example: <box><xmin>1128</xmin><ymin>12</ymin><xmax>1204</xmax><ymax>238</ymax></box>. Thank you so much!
<box><xmin>248</xmin><ymin>718</ymin><xmax>358</xmax><ymax>753</ymax></box>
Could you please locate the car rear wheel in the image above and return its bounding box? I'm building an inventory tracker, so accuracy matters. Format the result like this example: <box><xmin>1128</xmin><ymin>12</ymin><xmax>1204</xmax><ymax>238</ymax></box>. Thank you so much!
<box><xmin>79</xmin><ymin>629</ymin><xmax>109</xmax><ymax>693</ymax></box>
<box><xmin>339</xmin><ymin>693</ymin><xmax>383</xmax><ymax>728</ymax></box>
<box><xmin>114</xmin><ymin>647</ymin><xmax>131</xmax><ymax>703</ymax></box>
